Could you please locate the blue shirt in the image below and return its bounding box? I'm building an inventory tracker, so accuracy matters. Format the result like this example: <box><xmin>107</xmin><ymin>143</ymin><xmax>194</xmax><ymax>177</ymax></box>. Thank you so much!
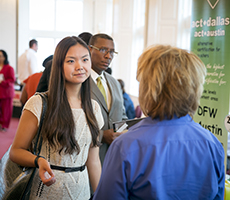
<box><xmin>123</xmin><ymin>92</ymin><xmax>135</xmax><ymax>119</ymax></box>
<box><xmin>93</xmin><ymin>115</ymin><xmax>225</xmax><ymax>200</ymax></box>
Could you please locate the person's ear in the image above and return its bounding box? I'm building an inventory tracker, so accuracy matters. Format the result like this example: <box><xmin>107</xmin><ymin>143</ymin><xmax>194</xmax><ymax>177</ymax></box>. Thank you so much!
<box><xmin>88</xmin><ymin>45</ymin><xmax>92</xmax><ymax>51</ymax></box>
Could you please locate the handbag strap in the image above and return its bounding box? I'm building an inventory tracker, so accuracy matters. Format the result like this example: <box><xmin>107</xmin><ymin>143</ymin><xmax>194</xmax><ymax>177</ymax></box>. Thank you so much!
<box><xmin>33</xmin><ymin>92</ymin><xmax>48</xmax><ymax>156</ymax></box>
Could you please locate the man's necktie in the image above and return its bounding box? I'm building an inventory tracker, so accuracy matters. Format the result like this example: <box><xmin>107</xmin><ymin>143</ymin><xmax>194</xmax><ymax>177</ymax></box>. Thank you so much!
<box><xmin>97</xmin><ymin>76</ymin><xmax>107</xmax><ymax>104</ymax></box>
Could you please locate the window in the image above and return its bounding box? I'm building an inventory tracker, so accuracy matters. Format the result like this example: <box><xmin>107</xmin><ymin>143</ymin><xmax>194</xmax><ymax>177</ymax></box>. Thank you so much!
<box><xmin>27</xmin><ymin>0</ymin><xmax>84</xmax><ymax>71</ymax></box>
<box><xmin>56</xmin><ymin>1</ymin><xmax>83</xmax><ymax>32</ymax></box>
<box><xmin>177</xmin><ymin>0</ymin><xmax>192</xmax><ymax>49</ymax></box>
<box><xmin>130</xmin><ymin>0</ymin><xmax>146</xmax><ymax>96</ymax></box>
<box><xmin>29</xmin><ymin>0</ymin><xmax>55</xmax><ymax>31</ymax></box>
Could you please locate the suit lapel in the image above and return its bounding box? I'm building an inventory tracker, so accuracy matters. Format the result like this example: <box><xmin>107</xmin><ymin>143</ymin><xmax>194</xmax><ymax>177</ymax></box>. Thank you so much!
<box><xmin>90</xmin><ymin>77</ymin><xmax>108</xmax><ymax>112</ymax></box>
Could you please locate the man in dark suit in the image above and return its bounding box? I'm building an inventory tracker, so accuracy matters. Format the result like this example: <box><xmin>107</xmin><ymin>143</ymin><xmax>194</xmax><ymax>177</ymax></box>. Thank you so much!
<box><xmin>89</xmin><ymin>33</ymin><xmax>127</xmax><ymax>165</ymax></box>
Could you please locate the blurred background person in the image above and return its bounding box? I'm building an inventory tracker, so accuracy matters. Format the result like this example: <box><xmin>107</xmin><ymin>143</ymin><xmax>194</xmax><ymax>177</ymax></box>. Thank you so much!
<box><xmin>20</xmin><ymin>55</ymin><xmax>53</xmax><ymax>105</ymax></box>
<box><xmin>78</xmin><ymin>32</ymin><xmax>92</xmax><ymax>45</ymax></box>
<box><xmin>0</xmin><ymin>50</ymin><xmax>15</xmax><ymax>132</ymax></box>
<box><xmin>117</xmin><ymin>79</ymin><xmax>135</xmax><ymax>119</ymax></box>
<box><xmin>18</xmin><ymin>39</ymin><xmax>38</xmax><ymax>85</ymax></box>
<box><xmin>93</xmin><ymin>45</ymin><xmax>225</xmax><ymax>199</ymax></box>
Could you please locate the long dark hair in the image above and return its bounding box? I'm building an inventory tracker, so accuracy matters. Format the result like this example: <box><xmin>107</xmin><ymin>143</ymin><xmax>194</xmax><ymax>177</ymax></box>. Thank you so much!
<box><xmin>42</xmin><ymin>36</ymin><xmax>100</xmax><ymax>154</ymax></box>
<box><xmin>0</xmin><ymin>50</ymin><xmax>9</xmax><ymax>65</ymax></box>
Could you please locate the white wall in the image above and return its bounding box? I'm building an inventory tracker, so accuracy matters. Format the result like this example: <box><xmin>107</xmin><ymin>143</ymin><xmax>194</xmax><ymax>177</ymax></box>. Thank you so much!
<box><xmin>18</xmin><ymin>0</ymin><xmax>30</xmax><ymax>60</ymax></box>
<box><xmin>112</xmin><ymin>0</ymin><xmax>136</xmax><ymax>93</ymax></box>
<box><xmin>0</xmin><ymin>0</ymin><xmax>17</xmax><ymax>71</ymax></box>
<box><xmin>0</xmin><ymin>0</ymin><xmax>191</xmax><ymax>96</ymax></box>
<box><xmin>112</xmin><ymin>0</ymin><xmax>191</xmax><ymax>96</ymax></box>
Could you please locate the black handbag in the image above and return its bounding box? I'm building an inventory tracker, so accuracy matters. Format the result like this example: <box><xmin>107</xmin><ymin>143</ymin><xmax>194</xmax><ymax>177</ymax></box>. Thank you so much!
<box><xmin>0</xmin><ymin>93</ymin><xmax>47</xmax><ymax>200</ymax></box>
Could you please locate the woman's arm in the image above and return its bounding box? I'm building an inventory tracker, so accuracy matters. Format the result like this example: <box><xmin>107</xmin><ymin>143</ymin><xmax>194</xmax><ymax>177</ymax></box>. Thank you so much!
<box><xmin>9</xmin><ymin>109</ymin><xmax>56</xmax><ymax>186</ymax></box>
<box><xmin>10</xmin><ymin>109</ymin><xmax>39</xmax><ymax>166</ymax></box>
<box><xmin>86</xmin><ymin>144</ymin><xmax>101</xmax><ymax>192</ymax></box>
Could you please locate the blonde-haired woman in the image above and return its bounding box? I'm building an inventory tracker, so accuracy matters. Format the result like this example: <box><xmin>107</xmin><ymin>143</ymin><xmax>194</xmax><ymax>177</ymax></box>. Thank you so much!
<box><xmin>93</xmin><ymin>45</ymin><xmax>225</xmax><ymax>199</ymax></box>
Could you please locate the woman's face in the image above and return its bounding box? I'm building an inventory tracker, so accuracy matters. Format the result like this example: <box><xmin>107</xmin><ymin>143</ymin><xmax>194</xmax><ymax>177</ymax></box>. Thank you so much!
<box><xmin>0</xmin><ymin>51</ymin><xmax>5</xmax><ymax>64</ymax></box>
<box><xmin>63</xmin><ymin>44</ymin><xmax>91</xmax><ymax>85</ymax></box>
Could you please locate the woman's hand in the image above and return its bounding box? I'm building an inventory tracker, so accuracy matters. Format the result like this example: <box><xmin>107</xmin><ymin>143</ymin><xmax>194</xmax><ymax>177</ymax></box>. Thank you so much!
<box><xmin>37</xmin><ymin>157</ymin><xmax>56</xmax><ymax>186</ymax></box>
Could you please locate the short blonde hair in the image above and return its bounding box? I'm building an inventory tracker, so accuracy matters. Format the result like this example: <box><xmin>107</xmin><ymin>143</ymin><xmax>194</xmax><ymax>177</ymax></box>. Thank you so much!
<box><xmin>137</xmin><ymin>45</ymin><xmax>206</xmax><ymax>120</ymax></box>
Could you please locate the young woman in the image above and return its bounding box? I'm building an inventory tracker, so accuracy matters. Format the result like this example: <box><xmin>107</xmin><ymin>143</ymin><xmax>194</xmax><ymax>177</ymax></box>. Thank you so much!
<box><xmin>0</xmin><ymin>50</ymin><xmax>15</xmax><ymax>132</ymax></box>
<box><xmin>10</xmin><ymin>36</ymin><xmax>104</xmax><ymax>199</ymax></box>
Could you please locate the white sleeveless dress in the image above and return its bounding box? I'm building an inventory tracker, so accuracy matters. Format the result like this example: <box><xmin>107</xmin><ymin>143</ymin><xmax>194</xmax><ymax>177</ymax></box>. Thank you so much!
<box><xmin>23</xmin><ymin>95</ymin><xmax>104</xmax><ymax>200</ymax></box>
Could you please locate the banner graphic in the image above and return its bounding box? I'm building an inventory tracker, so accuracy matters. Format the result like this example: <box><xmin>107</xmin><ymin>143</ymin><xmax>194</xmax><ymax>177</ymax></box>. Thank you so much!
<box><xmin>190</xmin><ymin>0</ymin><xmax>230</xmax><ymax>164</ymax></box>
